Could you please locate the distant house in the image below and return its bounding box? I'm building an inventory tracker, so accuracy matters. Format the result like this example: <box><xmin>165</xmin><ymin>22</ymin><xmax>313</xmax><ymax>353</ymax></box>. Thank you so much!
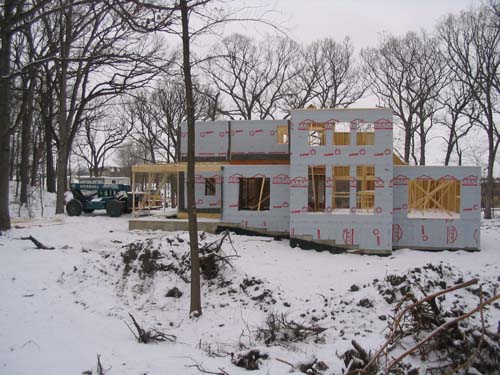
<box><xmin>132</xmin><ymin>108</ymin><xmax>481</xmax><ymax>254</ymax></box>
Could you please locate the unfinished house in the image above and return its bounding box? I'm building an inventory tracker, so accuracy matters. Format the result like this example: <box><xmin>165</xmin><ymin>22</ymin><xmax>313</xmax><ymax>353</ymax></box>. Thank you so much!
<box><xmin>130</xmin><ymin>108</ymin><xmax>481</xmax><ymax>254</ymax></box>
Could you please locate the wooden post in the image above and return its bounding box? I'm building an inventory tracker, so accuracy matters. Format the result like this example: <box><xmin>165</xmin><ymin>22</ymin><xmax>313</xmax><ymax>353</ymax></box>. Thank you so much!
<box><xmin>257</xmin><ymin>177</ymin><xmax>266</xmax><ymax>211</ymax></box>
<box><xmin>311</xmin><ymin>167</ymin><xmax>317</xmax><ymax>211</ymax></box>
<box><xmin>132</xmin><ymin>170</ymin><xmax>136</xmax><ymax>217</ymax></box>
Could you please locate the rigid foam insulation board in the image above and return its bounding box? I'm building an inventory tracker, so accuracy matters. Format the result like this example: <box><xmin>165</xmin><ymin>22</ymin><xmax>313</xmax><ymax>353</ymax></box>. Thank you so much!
<box><xmin>221</xmin><ymin>165</ymin><xmax>290</xmax><ymax>232</ymax></box>
<box><xmin>180</xmin><ymin>121</ymin><xmax>229</xmax><ymax>160</ymax></box>
<box><xmin>180</xmin><ymin>171</ymin><xmax>222</xmax><ymax>212</ymax></box>
<box><xmin>392</xmin><ymin>166</ymin><xmax>481</xmax><ymax>250</ymax></box>
<box><xmin>288</xmin><ymin>108</ymin><xmax>394</xmax><ymax>252</ymax></box>
<box><xmin>230</xmin><ymin>120</ymin><xmax>289</xmax><ymax>159</ymax></box>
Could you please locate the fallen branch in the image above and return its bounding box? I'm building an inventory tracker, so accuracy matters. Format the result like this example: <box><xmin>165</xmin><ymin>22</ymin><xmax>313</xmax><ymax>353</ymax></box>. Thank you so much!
<box><xmin>186</xmin><ymin>363</ymin><xmax>230</xmax><ymax>375</ymax></box>
<box><xmin>387</xmin><ymin>292</ymin><xmax>500</xmax><ymax>372</ymax></box>
<box><xmin>96</xmin><ymin>354</ymin><xmax>104</xmax><ymax>375</ymax></box>
<box><xmin>342</xmin><ymin>340</ymin><xmax>376</xmax><ymax>375</ymax></box>
<box><xmin>275</xmin><ymin>357</ymin><xmax>295</xmax><ymax>369</ymax></box>
<box><xmin>441</xmin><ymin>287</ymin><xmax>487</xmax><ymax>375</ymax></box>
<box><xmin>362</xmin><ymin>278</ymin><xmax>478</xmax><ymax>372</ymax></box>
<box><xmin>125</xmin><ymin>313</ymin><xmax>176</xmax><ymax>344</ymax></box>
<box><xmin>256</xmin><ymin>312</ymin><xmax>327</xmax><ymax>345</ymax></box>
<box><xmin>20</xmin><ymin>235</ymin><xmax>55</xmax><ymax>250</ymax></box>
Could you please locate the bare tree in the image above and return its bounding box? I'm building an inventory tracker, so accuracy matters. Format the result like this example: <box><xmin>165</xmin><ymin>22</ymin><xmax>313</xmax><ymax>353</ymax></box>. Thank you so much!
<box><xmin>204</xmin><ymin>33</ymin><xmax>298</xmax><ymax>120</ymax></box>
<box><xmin>436</xmin><ymin>73</ymin><xmax>476</xmax><ymax>166</ymax></box>
<box><xmin>179</xmin><ymin>0</ymin><xmax>202</xmax><ymax>317</ymax></box>
<box><xmin>362</xmin><ymin>31</ymin><xmax>447</xmax><ymax>164</ymax></box>
<box><xmin>124</xmin><ymin>92</ymin><xmax>170</xmax><ymax>164</ymax></box>
<box><xmin>49</xmin><ymin>0</ymin><xmax>168</xmax><ymax>214</ymax></box>
<box><xmin>278</xmin><ymin>43</ymin><xmax>319</xmax><ymax>115</ymax></box>
<box><xmin>0</xmin><ymin>1</ymin><xmax>33</xmax><ymax>229</ymax></box>
<box><xmin>438</xmin><ymin>2</ymin><xmax>500</xmax><ymax>218</ymax></box>
<box><xmin>115</xmin><ymin>141</ymin><xmax>151</xmax><ymax>174</ymax></box>
<box><xmin>102</xmin><ymin>0</ymin><xmax>278</xmax><ymax>317</ymax></box>
<box><xmin>311</xmin><ymin>37</ymin><xmax>366</xmax><ymax>109</ymax></box>
<box><xmin>38</xmin><ymin>66</ymin><xmax>57</xmax><ymax>192</ymax></box>
<box><xmin>74</xmin><ymin>103</ymin><xmax>133</xmax><ymax>177</ymax></box>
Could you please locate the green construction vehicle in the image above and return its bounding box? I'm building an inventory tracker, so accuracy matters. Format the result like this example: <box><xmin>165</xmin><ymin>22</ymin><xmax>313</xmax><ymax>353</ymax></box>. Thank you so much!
<box><xmin>65</xmin><ymin>177</ymin><xmax>133</xmax><ymax>217</ymax></box>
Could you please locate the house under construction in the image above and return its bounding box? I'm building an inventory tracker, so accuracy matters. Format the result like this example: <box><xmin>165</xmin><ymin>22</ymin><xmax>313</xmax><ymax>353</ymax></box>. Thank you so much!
<box><xmin>130</xmin><ymin>108</ymin><xmax>481</xmax><ymax>254</ymax></box>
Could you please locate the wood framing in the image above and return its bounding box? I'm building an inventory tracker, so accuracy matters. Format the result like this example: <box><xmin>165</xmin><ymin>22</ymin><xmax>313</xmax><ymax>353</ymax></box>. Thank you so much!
<box><xmin>308</xmin><ymin>165</ymin><xmax>326</xmax><ymax>212</ymax></box>
<box><xmin>276</xmin><ymin>125</ymin><xmax>288</xmax><ymax>144</ymax></box>
<box><xmin>332</xmin><ymin>165</ymin><xmax>350</xmax><ymax>209</ymax></box>
<box><xmin>238</xmin><ymin>177</ymin><xmax>270</xmax><ymax>211</ymax></box>
<box><xmin>356</xmin><ymin>165</ymin><xmax>375</xmax><ymax>211</ymax></box>
<box><xmin>308</xmin><ymin>122</ymin><xmax>326</xmax><ymax>146</ymax></box>
<box><xmin>408</xmin><ymin>178</ymin><xmax>461</xmax><ymax>215</ymax></box>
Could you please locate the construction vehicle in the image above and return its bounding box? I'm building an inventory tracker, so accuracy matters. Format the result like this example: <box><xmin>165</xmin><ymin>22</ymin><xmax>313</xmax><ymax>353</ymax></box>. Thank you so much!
<box><xmin>65</xmin><ymin>177</ymin><xmax>133</xmax><ymax>217</ymax></box>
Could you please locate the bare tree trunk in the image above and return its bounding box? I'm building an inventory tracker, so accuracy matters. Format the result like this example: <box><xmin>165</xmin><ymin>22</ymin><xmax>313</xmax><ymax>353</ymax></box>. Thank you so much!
<box><xmin>30</xmin><ymin>129</ymin><xmax>39</xmax><ymax>187</ymax></box>
<box><xmin>0</xmin><ymin>0</ymin><xmax>14</xmax><ymax>230</ymax></box>
<box><xmin>20</xmin><ymin>74</ymin><xmax>36</xmax><ymax>205</ymax></box>
<box><xmin>55</xmin><ymin>3</ymin><xmax>71</xmax><ymax>214</ymax></box>
<box><xmin>404</xmin><ymin>125</ymin><xmax>411</xmax><ymax>164</ymax></box>
<box><xmin>483</xmin><ymin>131</ymin><xmax>498</xmax><ymax>219</ymax></box>
<box><xmin>419</xmin><ymin>121</ymin><xmax>426</xmax><ymax>165</ymax></box>
<box><xmin>181</xmin><ymin>0</ymin><xmax>201</xmax><ymax>317</ymax></box>
<box><xmin>444</xmin><ymin>129</ymin><xmax>455</xmax><ymax>166</ymax></box>
<box><xmin>9</xmin><ymin>134</ymin><xmax>15</xmax><ymax>181</ymax></box>
<box><xmin>44</xmin><ymin>116</ymin><xmax>56</xmax><ymax>192</ymax></box>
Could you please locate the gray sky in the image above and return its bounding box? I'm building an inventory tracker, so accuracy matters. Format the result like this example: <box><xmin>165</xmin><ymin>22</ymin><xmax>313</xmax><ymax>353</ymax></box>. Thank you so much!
<box><xmin>237</xmin><ymin>0</ymin><xmax>481</xmax><ymax>48</ymax></box>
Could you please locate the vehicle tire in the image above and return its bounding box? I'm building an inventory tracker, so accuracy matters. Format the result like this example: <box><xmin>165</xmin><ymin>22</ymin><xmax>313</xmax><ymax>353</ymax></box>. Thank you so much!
<box><xmin>66</xmin><ymin>199</ymin><xmax>83</xmax><ymax>217</ymax></box>
<box><xmin>106</xmin><ymin>200</ymin><xmax>123</xmax><ymax>217</ymax></box>
<box><xmin>83</xmin><ymin>208</ymin><xmax>95</xmax><ymax>214</ymax></box>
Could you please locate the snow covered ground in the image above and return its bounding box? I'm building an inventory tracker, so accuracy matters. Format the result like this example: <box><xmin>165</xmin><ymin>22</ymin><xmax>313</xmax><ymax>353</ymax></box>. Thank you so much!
<box><xmin>0</xmin><ymin>205</ymin><xmax>499</xmax><ymax>374</ymax></box>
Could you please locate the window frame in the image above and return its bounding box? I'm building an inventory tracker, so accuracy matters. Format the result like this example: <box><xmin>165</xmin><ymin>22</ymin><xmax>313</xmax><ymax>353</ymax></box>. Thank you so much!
<box><xmin>238</xmin><ymin>177</ymin><xmax>270</xmax><ymax>211</ymax></box>
<box><xmin>407</xmin><ymin>178</ymin><xmax>461</xmax><ymax>218</ymax></box>
<box><xmin>332</xmin><ymin>165</ymin><xmax>351</xmax><ymax>210</ymax></box>
<box><xmin>308</xmin><ymin>165</ymin><xmax>326</xmax><ymax>212</ymax></box>
<box><xmin>204</xmin><ymin>177</ymin><xmax>216</xmax><ymax>196</ymax></box>
<box><xmin>308</xmin><ymin>122</ymin><xmax>326</xmax><ymax>147</ymax></box>
<box><xmin>276</xmin><ymin>125</ymin><xmax>288</xmax><ymax>144</ymax></box>
<box><xmin>333</xmin><ymin>122</ymin><xmax>351</xmax><ymax>146</ymax></box>
<box><xmin>356</xmin><ymin>165</ymin><xmax>375</xmax><ymax>212</ymax></box>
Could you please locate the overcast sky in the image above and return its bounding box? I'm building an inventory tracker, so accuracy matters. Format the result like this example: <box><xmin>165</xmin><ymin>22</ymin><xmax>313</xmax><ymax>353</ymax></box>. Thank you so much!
<box><xmin>233</xmin><ymin>0</ymin><xmax>481</xmax><ymax>48</ymax></box>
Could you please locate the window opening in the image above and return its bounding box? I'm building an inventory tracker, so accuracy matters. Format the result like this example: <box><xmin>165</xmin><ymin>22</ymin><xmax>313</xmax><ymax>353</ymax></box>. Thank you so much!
<box><xmin>308</xmin><ymin>166</ymin><xmax>326</xmax><ymax>212</ymax></box>
<box><xmin>408</xmin><ymin>178</ymin><xmax>460</xmax><ymax>218</ymax></box>
<box><xmin>277</xmin><ymin>125</ymin><xmax>288</xmax><ymax>144</ymax></box>
<box><xmin>356</xmin><ymin>122</ymin><xmax>375</xmax><ymax>145</ymax></box>
<box><xmin>356</xmin><ymin>165</ymin><xmax>375</xmax><ymax>212</ymax></box>
<box><xmin>205</xmin><ymin>177</ymin><xmax>216</xmax><ymax>196</ymax></box>
<box><xmin>332</xmin><ymin>166</ymin><xmax>350</xmax><ymax>210</ymax></box>
<box><xmin>308</xmin><ymin>123</ymin><xmax>326</xmax><ymax>146</ymax></box>
<box><xmin>333</xmin><ymin>122</ymin><xmax>350</xmax><ymax>146</ymax></box>
<box><xmin>238</xmin><ymin>177</ymin><xmax>270</xmax><ymax>211</ymax></box>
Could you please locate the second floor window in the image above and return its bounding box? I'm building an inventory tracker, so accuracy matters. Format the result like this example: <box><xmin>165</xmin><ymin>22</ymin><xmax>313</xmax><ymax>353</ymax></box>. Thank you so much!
<box><xmin>277</xmin><ymin>125</ymin><xmax>288</xmax><ymax>144</ymax></box>
<box><xmin>308</xmin><ymin>123</ymin><xmax>326</xmax><ymax>146</ymax></box>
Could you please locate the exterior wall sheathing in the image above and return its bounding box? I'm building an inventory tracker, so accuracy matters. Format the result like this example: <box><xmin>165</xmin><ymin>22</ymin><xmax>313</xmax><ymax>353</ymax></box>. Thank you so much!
<box><xmin>179</xmin><ymin>121</ymin><xmax>229</xmax><ymax>161</ymax></box>
<box><xmin>180</xmin><ymin>171</ymin><xmax>222</xmax><ymax>213</ymax></box>
<box><xmin>392</xmin><ymin>166</ymin><xmax>481</xmax><ymax>250</ymax></box>
<box><xmin>289</xmin><ymin>108</ymin><xmax>394</xmax><ymax>253</ymax></box>
<box><xmin>177</xmin><ymin>108</ymin><xmax>481</xmax><ymax>253</ymax></box>
<box><xmin>221</xmin><ymin>165</ymin><xmax>290</xmax><ymax>233</ymax></box>
<box><xmin>179</xmin><ymin>119</ymin><xmax>289</xmax><ymax>161</ymax></box>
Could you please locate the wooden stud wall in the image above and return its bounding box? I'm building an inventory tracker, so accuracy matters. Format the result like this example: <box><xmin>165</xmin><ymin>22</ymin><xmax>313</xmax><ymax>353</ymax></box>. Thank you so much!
<box><xmin>408</xmin><ymin>179</ymin><xmax>461</xmax><ymax>215</ymax></box>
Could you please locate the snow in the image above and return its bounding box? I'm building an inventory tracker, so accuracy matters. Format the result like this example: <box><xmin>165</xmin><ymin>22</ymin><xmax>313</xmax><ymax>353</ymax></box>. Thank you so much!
<box><xmin>407</xmin><ymin>208</ymin><xmax>461</xmax><ymax>219</ymax></box>
<box><xmin>1</xmin><ymin>198</ymin><xmax>499</xmax><ymax>374</ymax></box>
